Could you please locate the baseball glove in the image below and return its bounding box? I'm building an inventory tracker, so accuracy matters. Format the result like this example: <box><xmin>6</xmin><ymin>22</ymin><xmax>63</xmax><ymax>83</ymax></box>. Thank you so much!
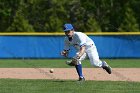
<box><xmin>66</xmin><ymin>58</ymin><xmax>79</xmax><ymax>66</ymax></box>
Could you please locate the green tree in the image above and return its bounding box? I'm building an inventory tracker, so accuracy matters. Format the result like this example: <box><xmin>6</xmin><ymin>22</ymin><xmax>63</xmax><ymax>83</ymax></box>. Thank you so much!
<box><xmin>118</xmin><ymin>7</ymin><xmax>139</xmax><ymax>32</ymax></box>
<box><xmin>80</xmin><ymin>0</ymin><xmax>133</xmax><ymax>32</ymax></box>
<box><xmin>130</xmin><ymin>0</ymin><xmax>140</xmax><ymax>30</ymax></box>
<box><xmin>24</xmin><ymin>0</ymin><xmax>66</xmax><ymax>32</ymax></box>
<box><xmin>0</xmin><ymin>0</ymin><xmax>20</xmax><ymax>32</ymax></box>
<box><xmin>81</xmin><ymin>0</ymin><xmax>112</xmax><ymax>32</ymax></box>
<box><xmin>45</xmin><ymin>16</ymin><xmax>63</xmax><ymax>32</ymax></box>
<box><xmin>0</xmin><ymin>0</ymin><xmax>140</xmax><ymax>32</ymax></box>
<box><xmin>43</xmin><ymin>0</ymin><xmax>66</xmax><ymax>32</ymax></box>
<box><xmin>6</xmin><ymin>0</ymin><xmax>35</xmax><ymax>32</ymax></box>
<box><xmin>85</xmin><ymin>17</ymin><xmax>101</xmax><ymax>32</ymax></box>
<box><xmin>6</xmin><ymin>10</ymin><xmax>34</xmax><ymax>32</ymax></box>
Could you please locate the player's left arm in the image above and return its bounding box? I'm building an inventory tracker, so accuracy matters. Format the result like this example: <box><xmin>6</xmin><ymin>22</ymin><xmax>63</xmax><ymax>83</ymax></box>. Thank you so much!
<box><xmin>76</xmin><ymin>33</ymin><xmax>86</xmax><ymax>59</ymax></box>
<box><xmin>66</xmin><ymin>45</ymin><xmax>86</xmax><ymax>66</ymax></box>
<box><xmin>76</xmin><ymin>45</ymin><xmax>86</xmax><ymax>59</ymax></box>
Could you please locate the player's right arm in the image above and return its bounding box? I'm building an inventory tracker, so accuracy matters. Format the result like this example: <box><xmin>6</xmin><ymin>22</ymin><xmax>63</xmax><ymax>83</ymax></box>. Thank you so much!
<box><xmin>61</xmin><ymin>37</ymin><xmax>70</xmax><ymax>57</ymax></box>
<box><xmin>60</xmin><ymin>50</ymin><xmax>69</xmax><ymax>57</ymax></box>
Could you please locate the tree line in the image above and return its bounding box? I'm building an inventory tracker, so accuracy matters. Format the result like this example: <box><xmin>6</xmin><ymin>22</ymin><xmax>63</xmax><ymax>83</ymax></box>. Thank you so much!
<box><xmin>0</xmin><ymin>0</ymin><xmax>140</xmax><ymax>32</ymax></box>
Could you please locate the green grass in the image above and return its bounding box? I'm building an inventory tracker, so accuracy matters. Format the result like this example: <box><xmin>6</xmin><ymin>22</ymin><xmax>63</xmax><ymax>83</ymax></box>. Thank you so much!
<box><xmin>0</xmin><ymin>79</ymin><xmax>140</xmax><ymax>93</ymax></box>
<box><xmin>0</xmin><ymin>59</ymin><xmax>140</xmax><ymax>93</ymax></box>
<box><xmin>0</xmin><ymin>59</ymin><xmax>140</xmax><ymax>68</ymax></box>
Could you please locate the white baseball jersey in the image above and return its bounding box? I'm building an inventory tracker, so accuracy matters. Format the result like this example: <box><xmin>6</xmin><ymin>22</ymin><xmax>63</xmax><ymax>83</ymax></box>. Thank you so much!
<box><xmin>63</xmin><ymin>31</ymin><xmax>102</xmax><ymax>67</ymax></box>
<box><xmin>64</xmin><ymin>32</ymin><xmax>95</xmax><ymax>51</ymax></box>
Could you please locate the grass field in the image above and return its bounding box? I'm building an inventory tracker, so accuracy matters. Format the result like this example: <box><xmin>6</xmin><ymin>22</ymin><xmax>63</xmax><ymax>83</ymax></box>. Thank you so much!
<box><xmin>0</xmin><ymin>59</ymin><xmax>140</xmax><ymax>93</ymax></box>
<box><xmin>0</xmin><ymin>79</ymin><xmax>140</xmax><ymax>93</ymax></box>
<box><xmin>0</xmin><ymin>59</ymin><xmax>140</xmax><ymax>68</ymax></box>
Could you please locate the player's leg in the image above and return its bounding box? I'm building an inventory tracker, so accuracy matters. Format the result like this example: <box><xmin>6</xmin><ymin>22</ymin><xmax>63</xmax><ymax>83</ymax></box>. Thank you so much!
<box><xmin>75</xmin><ymin>64</ymin><xmax>85</xmax><ymax>81</ymax></box>
<box><xmin>74</xmin><ymin>52</ymin><xmax>86</xmax><ymax>81</ymax></box>
<box><xmin>86</xmin><ymin>46</ymin><xmax>112</xmax><ymax>74</ymax></box>
<box><xmin>86</xmin><ymin>46</ymin><xmax>102</xmax><ymax>67</ymax></box>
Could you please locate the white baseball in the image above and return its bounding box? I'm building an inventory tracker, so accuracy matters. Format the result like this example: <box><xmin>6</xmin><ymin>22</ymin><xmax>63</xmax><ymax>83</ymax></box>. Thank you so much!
<box><xmin>49</xmin><ymin>69</ymin><xmax>54</xmax><ymax>73</ymax></box>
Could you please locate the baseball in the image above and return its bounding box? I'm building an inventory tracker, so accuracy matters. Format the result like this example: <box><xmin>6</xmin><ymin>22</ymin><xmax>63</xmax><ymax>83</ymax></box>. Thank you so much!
<box><xmin>49</xmin><ymin>69</ymin><xmax>54</xmax><ymax>73</ymax></box>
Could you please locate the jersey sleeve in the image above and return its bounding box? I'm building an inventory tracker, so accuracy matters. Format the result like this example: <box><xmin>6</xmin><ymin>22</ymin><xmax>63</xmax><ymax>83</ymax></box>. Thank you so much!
<box><xmin>64</xmin><ymin>38</ymin><xmax>70</xmax><ymax>50</ymax></box>
<box><xmin>77</xmin><ymin>33</ymin><xmax>86</xmax><ymax>47</ymax></box>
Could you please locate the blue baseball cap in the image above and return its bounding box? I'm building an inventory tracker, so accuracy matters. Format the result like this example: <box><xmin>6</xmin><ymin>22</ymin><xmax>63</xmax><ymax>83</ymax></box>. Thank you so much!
<box><xmin>63</xmin><ymin>24</ymin><xmax>74</xmax><ymax>32</ymax></box>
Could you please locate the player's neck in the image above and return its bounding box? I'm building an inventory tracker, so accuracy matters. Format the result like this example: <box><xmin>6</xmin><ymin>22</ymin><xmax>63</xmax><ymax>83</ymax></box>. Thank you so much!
<box><xmin>68</xmin><ymin>37</ymin><xmax>73</xmax><ymax>41</ymax></box>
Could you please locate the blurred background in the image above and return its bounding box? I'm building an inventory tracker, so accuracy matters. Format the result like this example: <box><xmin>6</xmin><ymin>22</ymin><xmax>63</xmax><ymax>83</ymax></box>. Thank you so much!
<box><xmin>0</xmin><ymin>0</ymin><xmax>140</xmax><ymax>32</ymax></box>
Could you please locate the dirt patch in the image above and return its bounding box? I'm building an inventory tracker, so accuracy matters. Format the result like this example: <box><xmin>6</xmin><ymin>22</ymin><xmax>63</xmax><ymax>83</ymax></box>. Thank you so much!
<box><xmin>0</xmin><ymin>68</ymin><xmax>139</xmax><ymax>82</ymax></box>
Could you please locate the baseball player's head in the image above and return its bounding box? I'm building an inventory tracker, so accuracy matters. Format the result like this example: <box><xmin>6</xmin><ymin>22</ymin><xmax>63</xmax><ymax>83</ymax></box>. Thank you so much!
<box><xmin>63</xmin><ymin>24</ymin><xmax>74</xmax><ymax>37</ymax></box>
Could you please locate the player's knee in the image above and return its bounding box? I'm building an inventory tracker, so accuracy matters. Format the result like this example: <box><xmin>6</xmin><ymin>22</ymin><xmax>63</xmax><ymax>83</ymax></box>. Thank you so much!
<box><xmin>77</xmin><ymin>61</ymin><xmax>81</xmax><ymax>65</ymax></box>
<box><xmin>90</xmin><ymin>59</ymin><xmax>101</xmax><ymax>67</ymax></box>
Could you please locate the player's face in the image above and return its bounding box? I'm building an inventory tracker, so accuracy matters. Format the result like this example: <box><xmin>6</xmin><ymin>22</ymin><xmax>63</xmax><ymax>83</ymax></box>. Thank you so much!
<box><xmin>65</xmin><ymin>30</ymin><xmax>74</xmax><ymax>37</ymax></box>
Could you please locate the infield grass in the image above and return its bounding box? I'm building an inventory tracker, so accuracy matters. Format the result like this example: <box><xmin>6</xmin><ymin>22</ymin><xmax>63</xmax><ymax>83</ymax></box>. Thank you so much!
<box><xmin>0</xmin><ymin>79</ymin><xmax>140</xmax><ymax>93</ymax></box>
<box><xmin>0</xmin><ymin>59</ymin><xmax>140</xmax><ymax>93</ymax></box>
<box><xmin>0</xmin><ymin>59</ymin><xmax>139</xmax><ymax>68</ymax></box>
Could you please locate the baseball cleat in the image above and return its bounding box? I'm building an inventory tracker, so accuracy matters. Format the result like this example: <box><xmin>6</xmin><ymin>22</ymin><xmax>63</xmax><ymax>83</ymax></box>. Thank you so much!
<box><xmin>102</xmin><ymin>61</ymin><xmax>112</xmax><ymax>74</ymax></box>
<box><xmin>78</xmin><ymin>77</ymin><xmax>85</xmax><ymax>81</ymax></box>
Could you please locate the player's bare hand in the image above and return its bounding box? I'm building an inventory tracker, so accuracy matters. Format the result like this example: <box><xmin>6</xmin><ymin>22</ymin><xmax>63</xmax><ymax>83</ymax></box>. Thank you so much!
<box><xmin>60</xmin><ymin>50</ymin><xmax>69</xmax><ymax>57</ymax></box>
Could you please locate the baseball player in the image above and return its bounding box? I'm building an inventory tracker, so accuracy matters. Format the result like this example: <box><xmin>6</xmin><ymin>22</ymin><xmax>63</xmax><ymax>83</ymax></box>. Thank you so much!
<box><xmin>61</xmin><ymin>23</ymin><xmax>112</xmax><ymax>81</ymax></box>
